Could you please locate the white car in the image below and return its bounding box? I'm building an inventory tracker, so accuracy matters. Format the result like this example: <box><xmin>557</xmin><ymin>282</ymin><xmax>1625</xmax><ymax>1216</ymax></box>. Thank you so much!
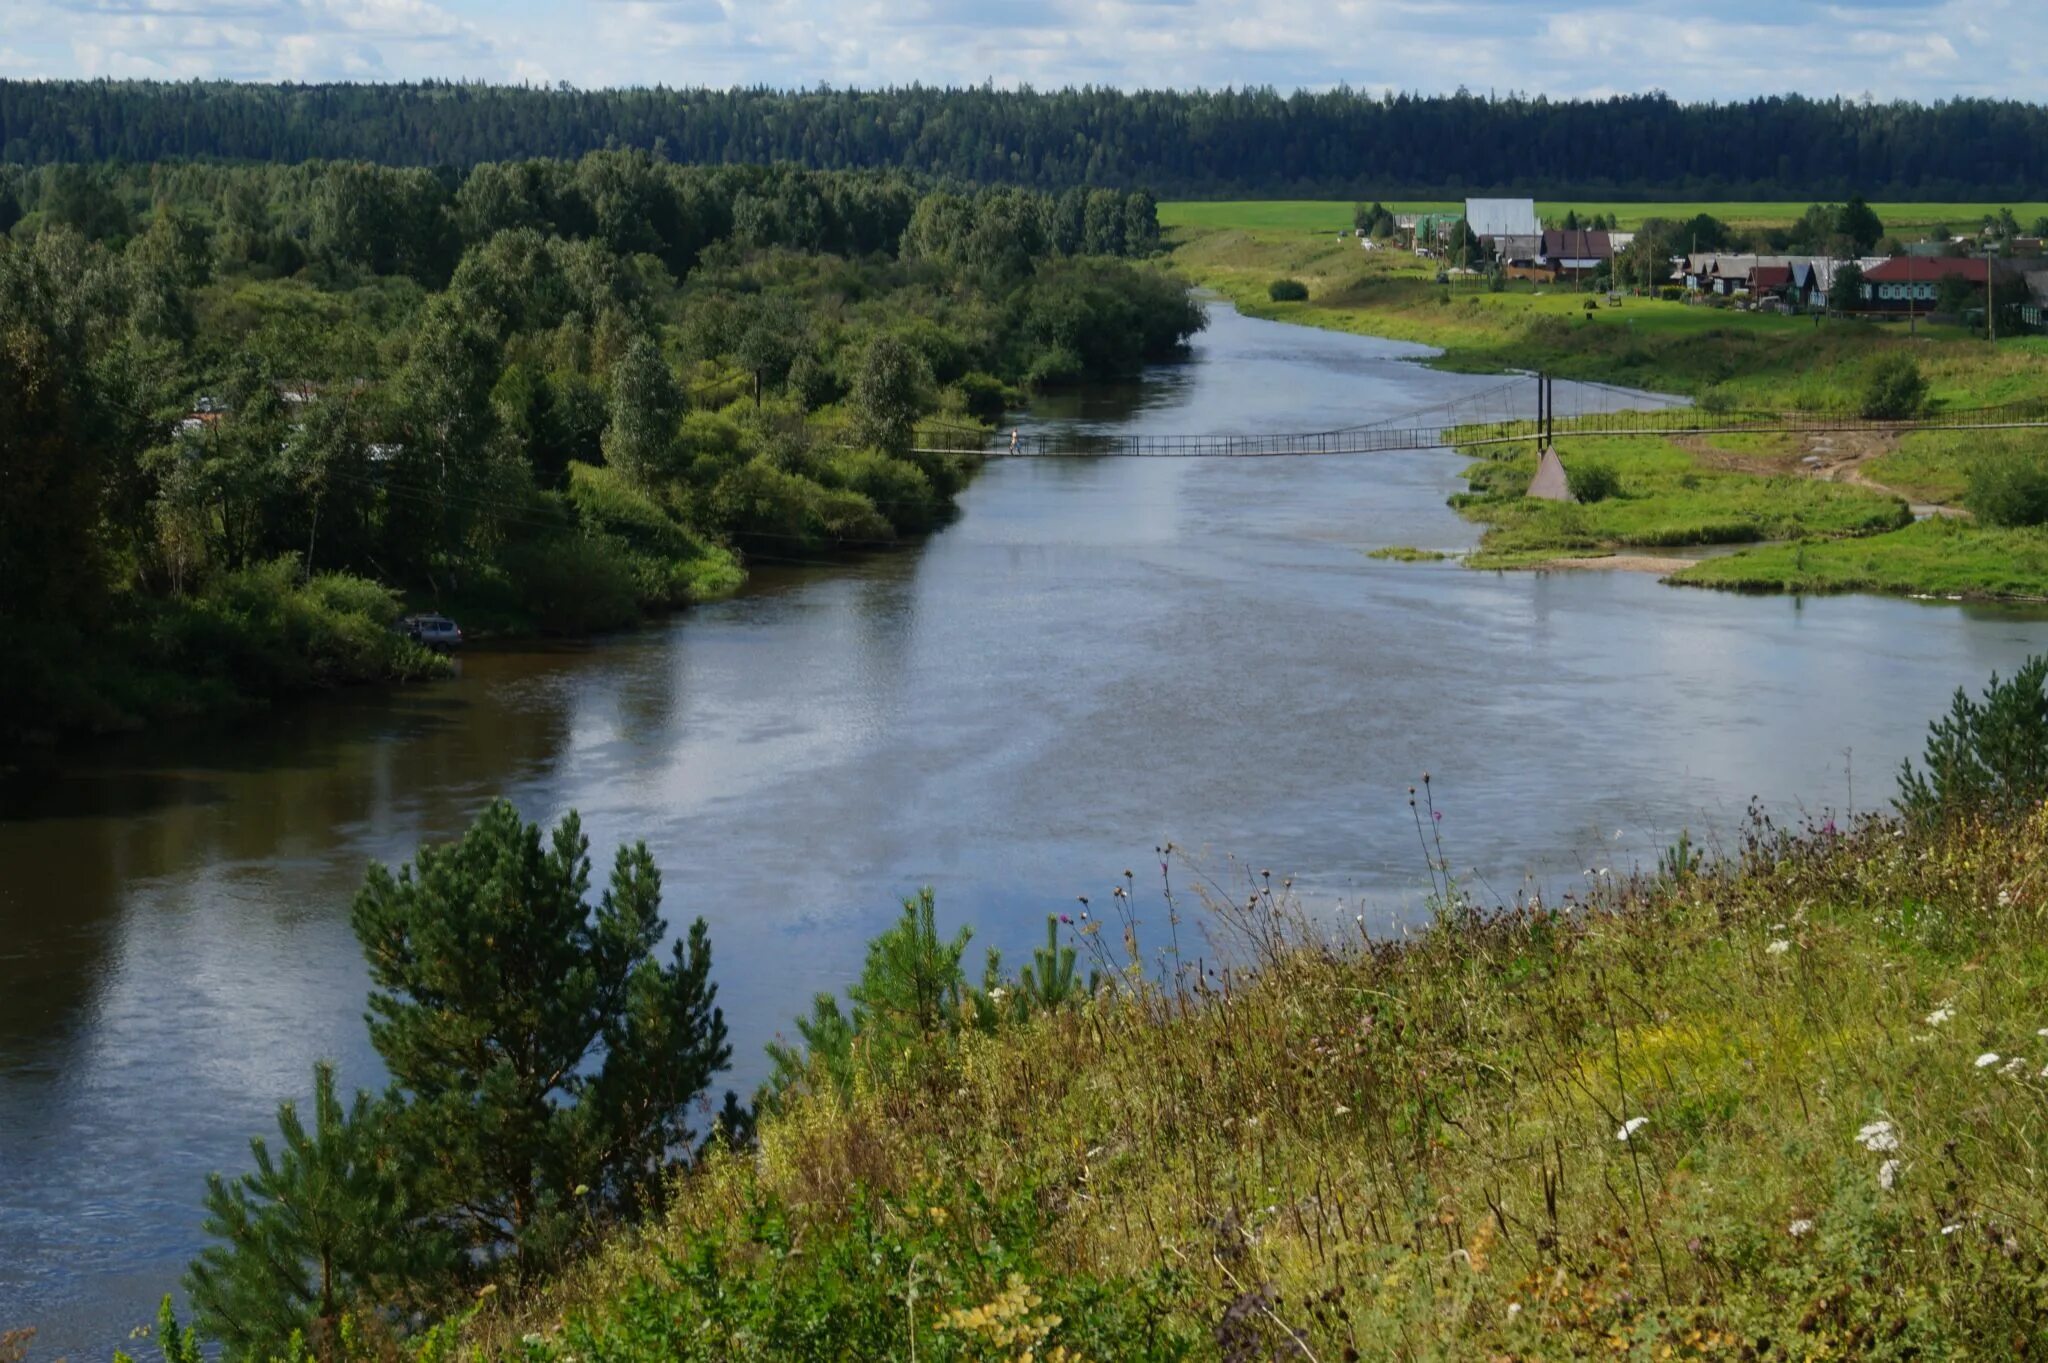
<box><xmin>400</xmin><ymin>614</ymin><xmax>463</xmax><ymax>650</ymax></box>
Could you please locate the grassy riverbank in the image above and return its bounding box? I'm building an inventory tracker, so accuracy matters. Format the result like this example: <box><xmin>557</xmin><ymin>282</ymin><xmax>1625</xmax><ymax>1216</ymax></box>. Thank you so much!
<box><xmin>1168</xmin><ymin>211</ymin><xmax>2048</xmax><ymax>599</ymax></box>
<box><xmin>475</xmin><ymin>802</ymin><xmax>2048</xmax><ymax>1361</ymax></box>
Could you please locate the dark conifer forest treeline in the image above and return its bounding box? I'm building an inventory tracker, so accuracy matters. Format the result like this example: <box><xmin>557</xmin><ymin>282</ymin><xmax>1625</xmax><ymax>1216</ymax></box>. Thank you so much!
<box><xmin>5</xmin><ymin>82</ymin><xmax>2048</xmax><ymax>197</ymax></box>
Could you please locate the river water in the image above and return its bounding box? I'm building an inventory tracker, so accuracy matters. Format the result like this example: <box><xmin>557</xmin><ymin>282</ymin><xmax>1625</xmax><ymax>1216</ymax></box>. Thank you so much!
<box><xmin>5</xmin><ymin>302</ymin><xmax>2046</xmax><ymax>1350</ymax></box>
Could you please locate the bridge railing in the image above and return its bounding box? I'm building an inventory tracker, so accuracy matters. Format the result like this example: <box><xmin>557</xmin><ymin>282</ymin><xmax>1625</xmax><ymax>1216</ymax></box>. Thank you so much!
<box><xmin>913</xmin><ymin>389</ymin><xmax>2048</xmax><ymax>458</ymax></box>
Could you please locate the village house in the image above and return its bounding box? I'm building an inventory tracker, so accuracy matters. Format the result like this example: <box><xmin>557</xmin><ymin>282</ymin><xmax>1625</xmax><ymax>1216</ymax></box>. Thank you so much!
<box><xmin>1857</xmin><ymin>256</ymin><xmax>2018</xmax><ymax>313</ymax></box>
<box><xmin>1464</xmin><ymin>198</ymin><xmax>1540</xmax><ymax>263</ymax></box>
<box><xmin>1537</xmin><ymin>228</ymin><xmax>1634</xmax><ymax>280</ymax></box>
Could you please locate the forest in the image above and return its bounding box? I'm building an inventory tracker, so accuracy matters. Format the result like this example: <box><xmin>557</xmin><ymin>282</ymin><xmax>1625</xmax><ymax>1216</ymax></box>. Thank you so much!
<box><xmin>8</xmin><ymin>83</ymin><xmax>2048</xmax><ymax>197</ymax></box>
<box><xmin>0</xmin><ymin>153</ymin><xmax>1198</xmax><ymax>746</ymax></box>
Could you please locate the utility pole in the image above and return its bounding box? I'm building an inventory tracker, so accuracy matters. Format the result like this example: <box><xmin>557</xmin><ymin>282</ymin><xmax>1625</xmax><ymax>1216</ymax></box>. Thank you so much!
<box><xmin>1987</xmin><ymin>246</ymin><xmax>1998</xmax><ymax>343</ymax></box>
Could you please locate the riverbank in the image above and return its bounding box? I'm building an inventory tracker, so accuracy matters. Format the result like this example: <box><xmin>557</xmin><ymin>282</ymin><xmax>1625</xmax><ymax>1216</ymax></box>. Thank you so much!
<box><xmin>1169</xmin><ymin>220</ymin><xmax>2048</xmax><ymax>599</ymax></box>
<box><xmin>475</xmin><ymin>801</ymin><xmax>2048</xmax><ymax>1361</ymax></box>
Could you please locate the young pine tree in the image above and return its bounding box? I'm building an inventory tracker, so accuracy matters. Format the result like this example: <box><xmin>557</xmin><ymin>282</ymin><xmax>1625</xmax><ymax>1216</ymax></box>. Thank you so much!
<box><xmin>349</xmin><ymin>800</ymin><xmax>730</xmax><ymax>1283</ymax></box>
<box><xmin>185</xmin><ymin>1062</ymin><xmax>443</xmax><ymax>1361</ymax></box>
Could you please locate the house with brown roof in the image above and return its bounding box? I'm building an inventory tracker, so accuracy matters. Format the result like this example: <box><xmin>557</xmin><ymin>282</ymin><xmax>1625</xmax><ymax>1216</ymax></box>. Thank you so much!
<box><xmin>1857</xmin><ymin>256</ymin><xmax>2018</xmax><ymax>313</ymax></box>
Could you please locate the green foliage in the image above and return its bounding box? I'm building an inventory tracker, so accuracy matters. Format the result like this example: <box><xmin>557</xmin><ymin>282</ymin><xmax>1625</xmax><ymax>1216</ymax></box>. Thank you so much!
<box><xmin>1266</xmin><ymin>278</ymin><xmax>1309</xmax><ymax>302</ymax></box>
<box><xmin>1833</xmin><ymin>196</ymin><xmax>1886</xmax><ymax>253</ymax></box>
<box><xmin>528</xmin><ymin>1181</ymin><xmax>1196</xmax><ymax>1363</ymax></box>
<box><xmin>1897</xmin><ymin>655</ymin><xmax>2048</xmax><ymax>826</ymax></box>
<box><xmin>144</xmin><ymin>559</ymin><xmax>446</xmax><ymax>695</ymax></box>
<box><xmin>601</xmin><ymin>335</ymin><xmax>683</xmax><ymax>484</ymax></box>
<box><xmin>1964</xmin><ymin>450</ymin><xmax>2048</xmax><ymax>527</ymax></box>
<box><xmin>1567</xmin><ymin>459</ymin><xmax>1622</xmax><ymax>503</ymax></box>
<box><xmin>848</xmin><ymin>334</ymin><xmax>933</xmax><ymax>456</ymax></box>
<box><xmin>503</xmin><ymin>532</ymin><xmax>642</xmax><ymax>634</ymax></box>
<box><xmin>187</xmin><ymin>1063</ymin><xmax>448</xmax><ymax>1361</ymax></box>
<box><xmin>349</xmin><ymin>801</ymin><xmax>732</xmax><ymax>1281</ymax></box>
<box><xmin>765</xmin><ymin>888</ymin><xmax>972</xmax><ymax>1102</ymax></box>
<box><xmin>1860</xmin><ymin>353</ymin><xmax>1928</xmax><ymax>419</ymax></box>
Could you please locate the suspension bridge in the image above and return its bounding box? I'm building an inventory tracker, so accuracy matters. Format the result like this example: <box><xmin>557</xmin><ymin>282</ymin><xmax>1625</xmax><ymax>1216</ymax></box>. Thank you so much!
<box><xmin>911</xmin><ymin>373</ymin><xmax>2048</xmax><ymax>459</ymax></box>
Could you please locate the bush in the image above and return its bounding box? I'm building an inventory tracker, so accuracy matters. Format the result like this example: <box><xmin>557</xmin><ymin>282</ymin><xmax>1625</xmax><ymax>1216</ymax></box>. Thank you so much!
<box><xmin>1860</xmin><ymin>354</ymin><xmax>1928</xmax><ymax>420</ymax></box>
<box><xmin>1898</xmin><ymin>655</ymin><xmax>2048</xmax><ymax>826</ymax></box>
<box><xmin>950</xmin><ymin>370</ymin><xmax>1007</xmax><ymax>423</ymax></box>
<box><xmin>1267</xmin><ymin>278</ymin><xmax>1309</xmax><ymax>302</ymax></box>
<box><xmin>1964</xmin><ymin>451</ymin><xmax>2048</xmax><ymax>527</ymax></box>
<box><xmin>504</xmin><ymin>532</ymin><xmax>642</xmax><ymax>634</ymax></box>
<box><xmin>148</xmin><ymin>558</ymin><xmax>444</xmax><ymax>694</ymax></box>
<box><xmin>1659</xmin><ymin>285</ymin><xmax>1683</xmax><ymax>301</ymax></box>
<box><xmin>825</xmin><ymin>448</ymin><xmax>942</xmax><ymax>533</ymax></box>
<box><xmin>1568</xmin><ymin>460</ymin><xmax>1622</xmax><ymax>503</ymax></box>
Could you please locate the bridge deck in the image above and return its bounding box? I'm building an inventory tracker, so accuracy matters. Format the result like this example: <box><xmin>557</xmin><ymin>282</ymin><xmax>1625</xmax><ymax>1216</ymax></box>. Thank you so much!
<box><xmin>913</xmin><ymin>392</ymin><xmax>2048</xmax><ymax>459</ymax></box>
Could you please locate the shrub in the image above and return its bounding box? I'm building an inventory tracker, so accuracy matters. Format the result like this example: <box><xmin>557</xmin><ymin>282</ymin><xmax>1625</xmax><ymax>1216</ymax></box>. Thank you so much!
<box><xmin>950</xmin><ymin>370</ymin><xmax>1007</xmax><ymax>423</ymax></box>
<box><xmin>825</xmin><ymin>448</ymin><xmax>941</xmax><ymax>533</ymax></box>
<box><xmin>504</xmin><ymin>532</ymin><xmax>641</xmax><ymax>634</ymax></box>
<box><xmin>1860</xmin><ymin>354</ymin><xmax>1928</xmax><ymax>420</ymax></box>
<box><xmin>1568</xmin><ymin>459</ymin><xmax>1622</xmax><ymax>503</ymax></box>
<box><xmin>1266</xmin><ymin>278</ymin><xmax>1308</xmax><ymax>302</ymax></box>
<box><xmin>1659</xmin><ymin>285</ymin><xmax>1684</xmax><ymax>301</ymax></box>
<box><xmin>1897</xmin><ymin>655</ymin><xmax>2048</xmax><ymax>826</ymax></box>
<box><xmin>1964</xmin><ymin>451</ymin><xmax>2048</xmax><ymax>527</ymax></box>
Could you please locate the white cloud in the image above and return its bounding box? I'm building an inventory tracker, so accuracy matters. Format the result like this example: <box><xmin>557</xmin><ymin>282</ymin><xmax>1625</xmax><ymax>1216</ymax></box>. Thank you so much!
<box><xmin>1</xmin><ymin>0</ymin><xmax>2043</xmax><ymax>98</ymax></box>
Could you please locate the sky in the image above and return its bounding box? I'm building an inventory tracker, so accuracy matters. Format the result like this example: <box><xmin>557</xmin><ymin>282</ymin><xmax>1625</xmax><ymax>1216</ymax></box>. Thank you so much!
<box><xmin>0</xmin><ymin>0</ymin><xmax>2042</xmax><ymax>103</ymax></box>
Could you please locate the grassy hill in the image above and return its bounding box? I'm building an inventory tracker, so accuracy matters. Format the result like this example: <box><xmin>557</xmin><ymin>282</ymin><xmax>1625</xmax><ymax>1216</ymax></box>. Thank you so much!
<box><xmin>482</xmin><ymin>802</ymin><xmax>2048</xmax><ymax>1361</ymax></box>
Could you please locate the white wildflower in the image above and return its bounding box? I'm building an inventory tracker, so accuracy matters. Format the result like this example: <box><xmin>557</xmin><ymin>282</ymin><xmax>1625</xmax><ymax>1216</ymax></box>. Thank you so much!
<box><xmin>1856</xmin><ymin>1120</ymin><xmax>1898</xmax><ymax>1152</ymax></box>
<box><xmin>1788</xmin><ymin>1219</ymin><xmax>1814</xmax><ymax>1238</ymax></box>
<box><xmin>1998</xmin><ymin>888</ymin><xmax>2014</xmax><ymax>907</ymax></box>
<box><xmin>1333</xmin><ymin>1104</ymin><xmax>1352</xmax><ymax>1116</ymax></box>
<box><xmin>1925</xmin><ymin>1004</ymin><xmax>1955</xmax><ymax>1026</ymax></box>
<box><xmin>1878</xmin><ymin>1159</ymin><xmax>1901</xmax><ymax>1191</ymax></box>
<box><xmin>1616</xmin><ymin>1116</ymin><xmax>1649</xmax><ymax>1142</ymax></box>
<box><xmin>1941</xmin><ymin>1222</ymin><xmax>1964</xmax><ymax>1236</ymax></box>
<box><xmin>987</xmin><ymin>987</ymin><xmax>1007</xmax><ymax>1004</ymax></box>
<box><xmin>2000</xmin><ymin>1056</ymin><xmax>2027</xmax><ymax>1077</ymax></box>
<box><xmin>2037</xmin><ymin>1028</ymin><xmax>2048</xmax><ymax>1038</ymax></box>
<box><xmin>1976</xmin><ymin>1052</ymin><xmax>2002</xmax><ymax>1069</ymax></box>
<box><xmin>1507</xmin><ymin>1302</ymin><xmax>1522</xmax><ymax>1318</ymax></box>
<box><xmin>1766</xmin><ymin>939</ymin><xmax>1791</xmax><ymax>956</ymax></box>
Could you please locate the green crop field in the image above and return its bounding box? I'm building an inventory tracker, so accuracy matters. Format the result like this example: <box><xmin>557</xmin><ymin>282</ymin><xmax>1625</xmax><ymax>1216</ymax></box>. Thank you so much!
<box><xmin>1160</xmin><ymin>199</ymin><xmax>2048</xmax><ymax>234</ymax></box>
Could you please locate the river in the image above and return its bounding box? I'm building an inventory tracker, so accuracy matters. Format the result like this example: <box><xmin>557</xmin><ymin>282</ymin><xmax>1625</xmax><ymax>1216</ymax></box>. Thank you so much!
<box><xmin>4</xmin><ymin>301</ymin><xmax>2046</xmax><ymax>1351</ymax></box>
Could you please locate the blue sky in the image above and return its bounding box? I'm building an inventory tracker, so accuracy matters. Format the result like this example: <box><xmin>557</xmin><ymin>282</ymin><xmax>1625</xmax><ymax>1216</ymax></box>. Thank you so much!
<box><xmin>0</xmin><ymin>0</ymin><xmax>2040</xmax><ymax>101</ymax></box>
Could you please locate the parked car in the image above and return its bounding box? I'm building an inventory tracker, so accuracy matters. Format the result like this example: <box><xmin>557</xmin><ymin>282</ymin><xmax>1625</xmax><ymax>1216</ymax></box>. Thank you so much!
<box><xmin>400</xmin><ymin>614</ymin><xmax>463</xmax><ymax>650</ymax></box>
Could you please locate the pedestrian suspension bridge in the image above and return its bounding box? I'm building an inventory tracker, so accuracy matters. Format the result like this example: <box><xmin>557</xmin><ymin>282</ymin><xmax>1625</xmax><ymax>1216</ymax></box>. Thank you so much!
<box><xmin>911</xmin><ymin>373</ymin><xmax>2048</xmax><ymax>459</ymax></box>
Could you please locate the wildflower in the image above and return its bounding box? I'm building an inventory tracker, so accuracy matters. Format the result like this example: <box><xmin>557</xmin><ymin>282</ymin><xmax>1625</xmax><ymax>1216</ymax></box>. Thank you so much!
<box><xmin>1998</xmin><ymin>888</ymin><xmax>2014</xmax><ymax>908</ymax></box>
<box><xmin>1616</xmin><ymin>1116</ymin><xmax>1649</xmax><ymax>1142</ymax></box>
<box><xmin>1333</xmin><ymin>1104</ymin><xmax>1352</xmax><ymax>1117</ymax></box>
<box><xmin>1856</xmin><ymin>1120</ymin><xmax>1898</xmax><ymax>1152</ymax></box>
<box><xmin>1788</xmin><ymin>1219</ymin><xmax>1814</xmax><ymax>1238</ymax></box>
<box><xmin>1941</xmin><ymin>1222</ymin><xmax>1964</xmax><ymax>1236</ymax></box>
<box><xmin>2037</xmin><ymin>1028</ymin><xmax>2048</xmax><ymax>1038</ymax></box>
<box><xmin>1433</xmin><ymin>809</ymin><xmax>1442</xmax><ymax>822</ymax></box>
<box><xmin>1766</xmin><ymin>939</ymin><xmax>1791</xmax><ymax>956</ymax></box>
<box><xmin>1058</xmin><ymin>914</ymin><xmax>1071</xmax><ymax>925</ymax></box>
<box><xmin>1925</xmin><ymin>1004</ymin><xmax>1955</xmax><ymax>1026</ymax></box>
<box><xmin>1878</xmin><ymin>1159</ymin><xmax>1901</xmax><ymax>1191</ymax></box>
<box><xmin>1507</xmin><ymin>1302</ymin><xmax>1522</xmax><ymax>1319</ymax></box>
<box><xmin>1976</xmin><ymin>1052</ymin><xmax>2002</xmax><ymax>1068</ymax></box>
<box><xmin>988</xmin><ymin>987</ymin><xmax>1008</xmax><ymax>1004</ymax></box>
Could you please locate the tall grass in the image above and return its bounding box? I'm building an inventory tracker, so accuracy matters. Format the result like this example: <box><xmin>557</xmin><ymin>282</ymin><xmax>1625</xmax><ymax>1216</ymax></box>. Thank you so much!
<box><xmin>483</xmin><ymin>799</ymin><xmax>2048</xmax><ymax>1361</ymax></box>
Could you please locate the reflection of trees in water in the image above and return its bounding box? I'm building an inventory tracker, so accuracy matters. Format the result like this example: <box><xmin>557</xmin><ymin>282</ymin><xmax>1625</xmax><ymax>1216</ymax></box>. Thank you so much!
<box><xmin>0</xmin><ymin>660</ymin><xmax>582</xmax><ymax>1063</ymax></box>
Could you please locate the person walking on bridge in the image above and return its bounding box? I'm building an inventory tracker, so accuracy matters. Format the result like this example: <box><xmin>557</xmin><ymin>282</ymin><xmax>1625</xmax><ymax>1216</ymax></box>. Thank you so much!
<box><xmin>1009</xmin><ymin>428</ymin><xmax>1020</xmax><ymax>454</ymax></box>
